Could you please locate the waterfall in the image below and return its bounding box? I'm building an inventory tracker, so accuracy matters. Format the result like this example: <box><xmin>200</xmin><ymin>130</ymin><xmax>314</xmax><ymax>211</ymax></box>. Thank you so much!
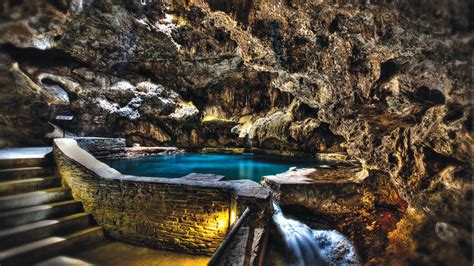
<box><xmin>70</xmin><ymin>0</ymin><xmax>83</xmax><ymax>14</ymax></box>
<box><xmin>247</xmin><ymin>134</ymin><xmax>253</xmax><ymax>149</ymax></box>
<box><xmin>272</xmin><ymin>200</ymin><xmax>360</xmax><ymax>266</ymax></box>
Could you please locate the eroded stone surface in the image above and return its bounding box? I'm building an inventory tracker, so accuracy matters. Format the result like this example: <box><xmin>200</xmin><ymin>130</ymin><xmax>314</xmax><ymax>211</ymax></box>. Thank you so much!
<box><xmin>0</xmin><ymin>0</ymin><xmax>472</xmax><ymax>264</ymax></box>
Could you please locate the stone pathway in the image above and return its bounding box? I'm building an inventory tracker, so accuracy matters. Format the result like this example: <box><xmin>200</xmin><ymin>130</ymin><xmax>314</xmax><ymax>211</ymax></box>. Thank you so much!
<box><xmin>0</xmin><ymin>147</ymin><xmax>103</xmax><ymax>265</ymax></box>
<box><xmin>0</xmin><ymin>147</ymin><xmax>52</xmax><ymax>160</ymax></box>
<box><xmin>68</xmin><ymin>240</ymin><xmax>210</xmax><ymax>266</ymax></box>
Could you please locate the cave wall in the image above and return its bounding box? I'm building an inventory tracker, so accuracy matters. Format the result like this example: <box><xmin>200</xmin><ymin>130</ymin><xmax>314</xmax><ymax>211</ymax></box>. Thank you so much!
<box><xmin>0</xmin><ymin>0</ymin><xmax>472</xmax><ymax>264</ymax></box>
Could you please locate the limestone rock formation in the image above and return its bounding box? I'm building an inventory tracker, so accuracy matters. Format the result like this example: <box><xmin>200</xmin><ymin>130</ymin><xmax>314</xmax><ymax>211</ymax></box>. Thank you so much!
<box><xmin>0</xmin><ymin>0</ymin><xmax>472</xmax><ymax>264</ymax></box>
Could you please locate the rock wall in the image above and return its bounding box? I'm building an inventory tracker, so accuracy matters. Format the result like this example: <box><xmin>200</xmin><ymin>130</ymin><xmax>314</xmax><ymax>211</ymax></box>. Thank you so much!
<box><xmin>75</xmin><ymin>137</ymin><xmax>126</xmax><ymax>158</ymax></box>
<box><xmin>54</xmin><ymin>138</ymin><xmax>237</xmax><ymax>254</ymax></box>
<box><xmin>0</xmin><ymin>0</ymin><xmax>472</xmax><ymax>264</ymax></box>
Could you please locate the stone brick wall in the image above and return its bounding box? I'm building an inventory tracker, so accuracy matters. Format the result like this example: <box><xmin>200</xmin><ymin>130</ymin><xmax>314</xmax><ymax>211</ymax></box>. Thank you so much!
<box><xmin>54</xmin><ymin>138</ymin><xmax>237</xmax><ymax>254</ymax></box>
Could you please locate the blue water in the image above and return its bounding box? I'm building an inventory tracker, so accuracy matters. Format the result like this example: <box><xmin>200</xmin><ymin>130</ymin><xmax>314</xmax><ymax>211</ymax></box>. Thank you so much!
<box><xmin>104</xmin><ymin>153</ymin><xmax>323</xmax><ymax>182</ymax></box>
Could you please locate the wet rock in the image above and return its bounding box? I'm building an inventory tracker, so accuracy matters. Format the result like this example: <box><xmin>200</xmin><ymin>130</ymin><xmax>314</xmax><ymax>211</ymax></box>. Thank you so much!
<box><xmin>263</xmin><ymin>167</ymin><xmax>407</xmax><ymax>262</ymax></box>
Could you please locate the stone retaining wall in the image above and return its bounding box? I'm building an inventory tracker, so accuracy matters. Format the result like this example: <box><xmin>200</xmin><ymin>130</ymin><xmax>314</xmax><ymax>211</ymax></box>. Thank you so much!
<box><xmin>54</xmin><ymin>138</ymin><xmax>237</xmax><ymax>254</ymax></box>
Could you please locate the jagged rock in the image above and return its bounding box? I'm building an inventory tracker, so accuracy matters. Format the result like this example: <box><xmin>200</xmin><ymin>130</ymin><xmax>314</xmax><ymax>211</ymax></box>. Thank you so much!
<box><xmin>120</xmin><ymin>121</ymin><xmax>172</xmax><ymax>143</ymax></box>
<box><xmin>169</xmin><ymin>101</ymin><xmax>199</xmax><ymax>121</ymax></box>
<box><xmin>0</xmin><ymin>0</ymin><xmax>472</xmax><ymax>264</ymax></box>
<box><xmin>37</xmin><ymin>73</ymin><xmax>82</xmax><ymax>95</ymax></box>
<box><xmin>10</xmin><ymin>63</ymin><xmax>69</xmax><ymax>105</ymax></box>
<box><xmin>249</xmin><ymin>111</ymin><xmax>293</xmax><ymax>146</ymax></box>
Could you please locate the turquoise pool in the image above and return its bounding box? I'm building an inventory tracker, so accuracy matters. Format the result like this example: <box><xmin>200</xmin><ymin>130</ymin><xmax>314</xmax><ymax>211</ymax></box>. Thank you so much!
<box><xmin>104</xmin><ymin>153</ymin><xmax>324</xmax><ymax>182</ymax></box>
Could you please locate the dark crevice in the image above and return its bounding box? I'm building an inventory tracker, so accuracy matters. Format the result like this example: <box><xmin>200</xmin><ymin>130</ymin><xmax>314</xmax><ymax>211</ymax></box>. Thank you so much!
<box><xmin>315</xmin><ymin>35</ymin><xmax>329</xmax><ymax>49</ymax></box>
<box><xmin>414</xmin><ymin>86</ymin><xmax>445</xmax><ymax>105</ymax></box>
<box><xmin>214</xmin><ymin>29</ymin><xmax>230</xmax><ymax>43</ymax></box>
<box><xmin>379</xmin><ymin>60</ymin><xmax>399</xmax><ymax>81</ymax></box>
<box><xmin>463</xmin><ymin>109</ymin><xmax>472</xmax><ymax>132</ymax></box>
<box><xmin>40</xmin><ymin>77</ymin><xmax>58</xmax><ymax>86</ymax></box>
<box><xmin>316</xmin><ymin>122</ymin><xmax>346</xmax><ymax>150</ymax></box>
<box><xmin>207</xmin><ymin>0</ymin><xmax>253</xmax><ymax>25</ymax></box>
<box><xmin>443</xmin><ymin>104</ymin><xmax>464</xmax><ymax>123</ymax></box>
<box><xmin>48</xmin><ymin>0</ymin><xmax>69</xmax><ymax>13</ymax></box>
<box><xmin>0</xmin><ymin>43</ymin><xmax>85</xmax><ymax>68</ymax></box>
<box><xmin>419</xmin><ymin>147</ymin><xmax>466</xmax><ymax>190</ymax></box>
<box><xmin>292</xmin><ymin>102</ymin><xmax>318</xmax><ymax>120</ymax></box>
<box><xmin>369</xmin><ymin>59</ymin><xmax>401</xmax><ymax>100</ymax></box>
<box><xmin>1</xmin><ymin>0</ymin><xmax>24</xmax><ymax>16</ymax></box>
<box><xmin>269</xmin><ymin>21</ymin><xmax>283</xmax><ymax>67</ymax></box>
<box><xmin>111</xmin><ymin>62</ymin><xmax>131</xmax><ymax>76</ymax></box>
<box><xmin>329</xmin><ymin>14</ymin><xmax>342</xmax><ymax>33</ymax></box>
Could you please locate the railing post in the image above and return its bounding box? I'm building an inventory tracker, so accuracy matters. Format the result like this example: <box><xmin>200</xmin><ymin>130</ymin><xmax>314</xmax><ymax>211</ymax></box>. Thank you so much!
<box><xmin>208</xmin><ymin>207</ymin><xmax>251</xmax><ymax>266</ymax></box>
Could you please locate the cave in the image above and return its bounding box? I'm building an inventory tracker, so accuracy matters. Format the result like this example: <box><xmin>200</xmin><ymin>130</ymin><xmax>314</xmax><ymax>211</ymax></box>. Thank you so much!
<box><xmin>0</xmin><ymin>0</ymin><xmax>472</xmax><ymax>265</ymax></box>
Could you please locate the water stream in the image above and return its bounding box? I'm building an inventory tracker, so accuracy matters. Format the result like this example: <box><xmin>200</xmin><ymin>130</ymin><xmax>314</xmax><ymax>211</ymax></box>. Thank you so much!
<box><xmin>272</xmin><ymin>200</ymin><xmax>360</xmax><ymax>266</ymax></box>
<box><xmin>246</xmin><ymin>134</ymin><xmax>253</xmax><ymax>149</ymax></box>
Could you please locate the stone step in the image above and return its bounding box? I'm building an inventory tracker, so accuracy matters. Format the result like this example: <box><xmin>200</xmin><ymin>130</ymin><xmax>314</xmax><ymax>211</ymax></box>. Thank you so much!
<box><xmin>0</xmin><ymin>213</ymin><xmax>92</xmax><ymax>249</ymax></box>
<box><xmin>0</xmin><ymin>167</ymin><xmax>55</xmax><ymax>180</ymax></box>
<box><xmin>0</xmin><ymin>157</ymin><xmax>52</xmax><ymax>169</ymax></box>
<box><xmin>0</xmin><ymin>177</ymin><xmax>61</xmax><ymax>196</ymax></box>
<box><xmin>0</xmin><ymin>200</ymin><xmax>83</xmax><ymax>229</ymax></box>
<box><xmin>0</xmin><ymin>187</ymin><xmax>72</xmax><ymax>212</ymax></box>
<box><xmin>0</xmin><ymin>226</ymin><xmax>103</xmax><ymax>266</ymax></box>
<box><xmin>36</xmin><ymin>256</ymin><xmax>93</xmax><ymax>266</ymax></box>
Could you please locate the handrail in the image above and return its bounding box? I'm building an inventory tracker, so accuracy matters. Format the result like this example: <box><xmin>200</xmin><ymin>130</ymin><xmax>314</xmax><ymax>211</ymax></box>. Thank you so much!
<box><xmin>207</xmin><ymin>207</ymin><xmax>252</xmax><ymax>266</ymax></box>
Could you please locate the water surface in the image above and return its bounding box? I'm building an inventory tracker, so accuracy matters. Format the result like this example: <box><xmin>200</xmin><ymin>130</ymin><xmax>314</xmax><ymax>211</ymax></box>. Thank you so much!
<box><xmin>104</xmin><ymin>153</ymin><xmax>323</xmax><ymax>182</ymax></box>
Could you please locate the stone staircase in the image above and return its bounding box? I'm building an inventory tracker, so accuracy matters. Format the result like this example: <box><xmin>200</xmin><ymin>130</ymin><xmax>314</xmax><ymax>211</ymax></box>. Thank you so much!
<box><xmin>0</xmin><ymin>150</ymin><xmax>103</xmax><ymax>265</ymax></box>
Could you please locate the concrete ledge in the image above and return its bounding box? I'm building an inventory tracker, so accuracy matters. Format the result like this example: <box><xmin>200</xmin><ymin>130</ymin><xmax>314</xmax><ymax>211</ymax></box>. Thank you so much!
<box><xmin>125</xmin><ymin>146</ymin><xmax>184</xmax><ymax>157</ymax></box>
<box><xmin>182</xmin><ymin>173</ymin><xmax>225</xmax><ymax>182</ymax></box>
<box><xmin>56</xmin><ymin>139</ymin><xmax>121</xmax><ymax>179</ymax></box>
<box><xmin>262</xmin><ymin>167</ymin><xmax>369</xmax><ymax>218</ymax></box>
<box><xmin>0</xmin><ymin>147</ymin><xmax>53</xmax><ymax>160</ymax></box>
<box><xmin>200</xmin><ymin>147</ymin><xmax>246</xmax><ymax>154</ymax></box>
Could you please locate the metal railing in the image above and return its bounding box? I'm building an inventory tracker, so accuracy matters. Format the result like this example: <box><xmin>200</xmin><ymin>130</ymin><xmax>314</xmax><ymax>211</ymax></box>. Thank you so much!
<box><xmin>207</xmin><ymin>207</ymin><xmax>252</xmax><ymax>266</ymax></box>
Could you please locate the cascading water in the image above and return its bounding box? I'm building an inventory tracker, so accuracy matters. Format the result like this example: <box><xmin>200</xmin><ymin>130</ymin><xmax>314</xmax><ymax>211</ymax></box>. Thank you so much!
<box><xmin>70</xmin><ymin>0</ymin><xmax>83</xmax><ymax>14</ymax></box>
<box><xmin>247</xmin><ymin>134</ymin><xmax>253</xmax><ymax>149</ymax></box>
<box><xmin>272</xmin><ymin>200</ymin><xmax>360</xmax><ymax>266</ymax></box>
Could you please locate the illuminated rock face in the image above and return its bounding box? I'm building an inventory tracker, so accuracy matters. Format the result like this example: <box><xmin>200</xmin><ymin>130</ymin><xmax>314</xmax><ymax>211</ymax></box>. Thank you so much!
<box><xmin>0</xmin><ymin>0</ymin><xmax>472</xmax><ymax>264</ymax></box>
